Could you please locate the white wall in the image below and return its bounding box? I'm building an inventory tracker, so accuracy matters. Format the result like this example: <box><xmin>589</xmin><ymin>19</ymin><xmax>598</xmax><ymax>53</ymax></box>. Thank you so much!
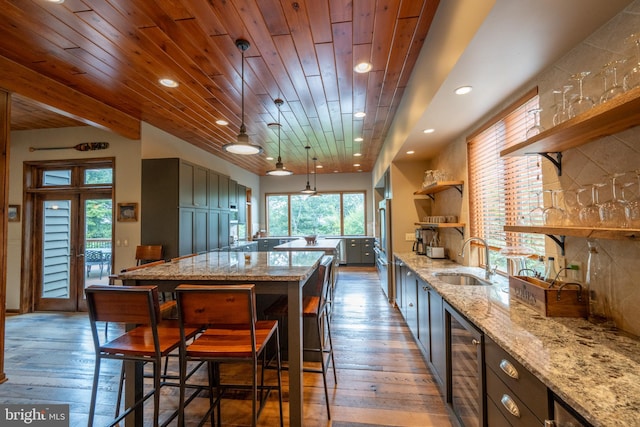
<box><xmin>259</xmin><ymin>172</ymin><xmax>375</xmax><ymax>236</ymax></box>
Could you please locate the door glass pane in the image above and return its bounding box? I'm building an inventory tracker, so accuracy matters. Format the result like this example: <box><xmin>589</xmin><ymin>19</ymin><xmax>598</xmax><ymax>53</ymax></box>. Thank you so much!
<box><xmin>84</xmin><ymin>198</ymin><xmax>113</xmax><ymax>287</ymax></box>
<box><xmin>267</xmin><ymin>195</ymin><xmax>289</xmax><ymax>236</ymax></box>
<box><xmin>41</xmin><ymin>200</ymin><xmax>71</xmax><ymax>298</ymax></box>
<box><xmin>84</xmin><ymin>168</ymin><xmax>113</xmax><ymax>184</ymax></box>
<box><xmin>43</xmin><ymin>170</ymin><xmax>71</xmax><ymax>186</ymax></box>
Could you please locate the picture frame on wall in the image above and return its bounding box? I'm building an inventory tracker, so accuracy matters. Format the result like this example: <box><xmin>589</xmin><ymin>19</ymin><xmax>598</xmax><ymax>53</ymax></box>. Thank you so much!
<box><xmin>8</xmin><ymin>205</ymin><xmax>20</xmax><ymax>222</ymax></box>
<box><xmin>117</xmin><ymin>203</ymin><xmax>138</xmax><ymax>222</ymax></box>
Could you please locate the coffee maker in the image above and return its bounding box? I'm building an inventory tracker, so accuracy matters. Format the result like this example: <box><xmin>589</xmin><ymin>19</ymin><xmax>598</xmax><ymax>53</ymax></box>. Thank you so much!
<box><xmin>412</xmin><ymin>228</ymin><xmax>425</xmax><ymax>255</ymax></box>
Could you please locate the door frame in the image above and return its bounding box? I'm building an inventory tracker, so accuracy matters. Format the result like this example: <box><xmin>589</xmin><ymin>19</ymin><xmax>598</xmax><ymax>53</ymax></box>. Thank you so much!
<box><xmin>21</xmin><ymin>158</ymin><xmax>114</xmax><ymax>313</ymax></box>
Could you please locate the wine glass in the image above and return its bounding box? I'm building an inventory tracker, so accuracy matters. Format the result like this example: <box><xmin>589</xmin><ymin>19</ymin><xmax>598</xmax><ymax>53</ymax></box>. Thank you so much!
<box><xmin>624</xmin><ymin>33</ymin><xmax>640</xmax><ymax>91</ymax></box>
<box><xmin>529</xmin><ymin>191</ymin><xmax>545</xmax><ymax>226</ymax></box>
<box><xmin>624</xmin><ymin>169</ymin><xmax>640</xmax><ymax>228</ymax></box>
<box><xmin>525</xmin><ymin>108</ymin><xmax>544</xmax><ymax>139</ymax></box>
<box><xmin>599</xmin><ymin>60</ymin><xmax>626</xmax><ymax>103</ymax></box>
<box><xmin>553</xmin><ymin>85</ymin><xmax>573</xmax><ymax>125</ymax></box>
<box><xmin>568</xmin><ymin>71</ymin><xmax>594</xmax><ymax>118</ymax></box>
<box><xmin>599</xmin><ymin>173</ymin><xmax>627</xmax><ymax>228</ymax></box>
<box><xmin>564</xmin><ymin>188</ymin><xmax>586</xmax><ymax>226</ymax></box>
<box><xmin>543</xmin><ymin>189</ymin><xmax>566</xmax><ymax>226</ymax></box>
<box><xmin>579</xmin><ymin>183</ymin><xmax>605</xmax><ymax>226</ymax></box>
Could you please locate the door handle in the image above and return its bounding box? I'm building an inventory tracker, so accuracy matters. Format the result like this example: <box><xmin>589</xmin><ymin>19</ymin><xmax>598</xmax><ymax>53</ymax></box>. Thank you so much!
<box><xmin>77</xmin><ymin>253</ymin><xmax>84</xmax><ymax>258</ymax></box>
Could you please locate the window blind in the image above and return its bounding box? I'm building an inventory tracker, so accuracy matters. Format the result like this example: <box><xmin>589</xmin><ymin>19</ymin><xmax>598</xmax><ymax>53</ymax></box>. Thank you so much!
<box><xmin>467</xmin><ymin>89</ymin><xmax>545</xmax><ymax>264</ymax></box>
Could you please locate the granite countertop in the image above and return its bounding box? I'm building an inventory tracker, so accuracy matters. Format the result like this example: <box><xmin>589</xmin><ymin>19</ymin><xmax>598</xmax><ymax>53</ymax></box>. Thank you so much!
<box><xmin>118</xmin><ymin>250</ymin><xmax>323</xmax><ymax>282</ymax></box>
<box><xmin>273</xmin><ymin>238</ymin><xmax>341</xmax><ymax>251</ymax></box>
<box><xmin>395</xmin><ymin>252</ymin><xmax>640</xmax><ymax>427</ymax></box>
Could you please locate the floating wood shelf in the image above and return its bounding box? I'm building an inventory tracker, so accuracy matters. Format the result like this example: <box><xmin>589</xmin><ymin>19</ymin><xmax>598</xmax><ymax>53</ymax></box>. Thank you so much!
<box><xmin>500</xmin><ymin>86</ymin><xmax>640</xmax><ymax>159</ymax></box>
<box><xmin>414</xmin><ymin>181</ymin><xmax>464</xmax><ymax>199</ymax></box>
<box><xmin>504</xmin><ymin>225</ymin><xmax>640</xmax><ymax>241</ymax></box>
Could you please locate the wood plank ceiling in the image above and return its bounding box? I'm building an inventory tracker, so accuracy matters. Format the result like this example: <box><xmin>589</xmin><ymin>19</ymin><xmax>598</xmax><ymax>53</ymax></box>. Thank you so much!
<box><xmin>0</xmin><ymin>0</ymin><xmax>439</xmax><ymax>176</ymax></box>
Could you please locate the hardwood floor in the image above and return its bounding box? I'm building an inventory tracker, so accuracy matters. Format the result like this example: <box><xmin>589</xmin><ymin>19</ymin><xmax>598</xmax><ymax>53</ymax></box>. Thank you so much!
<box><xmin>1</xmin><ymin>266</ymin><xmax>454</xmax><ymax>426</ymax></box>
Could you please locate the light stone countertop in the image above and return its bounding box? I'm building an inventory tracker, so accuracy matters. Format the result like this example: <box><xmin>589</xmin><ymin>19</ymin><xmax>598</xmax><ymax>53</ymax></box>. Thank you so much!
<box><xmin>273</xmin><ymin>238</ymin><xmax>341</xmax><ymax>251</ymax></box>
<box><xmin>118</xmin><ymin>250</ymin><xmax>323</xmax><ymax>283</ymax></box>
<box><xmin>395</xmin><ymin>252</ymin><xmax>640</xmax><ymax>427</ymax></box>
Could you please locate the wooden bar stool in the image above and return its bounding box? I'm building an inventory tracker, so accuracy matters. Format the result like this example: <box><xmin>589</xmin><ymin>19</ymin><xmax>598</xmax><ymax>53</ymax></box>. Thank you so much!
<box><xmin>85</xmin><ymin>285</ymin><xmax>197</xmax><ymax>427</ymax></box>
<box><xmin>176</xmin><ymin>284</ymin><xmax>284</xmax><ymax>427</ymax></box>
<box><xmin>264</xmin><ymin>255</ymin><xmax>337</xmax><ymax>419</ymax></box>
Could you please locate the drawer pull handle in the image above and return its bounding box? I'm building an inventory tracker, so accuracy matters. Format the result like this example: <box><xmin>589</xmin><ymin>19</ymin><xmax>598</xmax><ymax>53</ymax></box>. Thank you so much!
<box><xmin>501</xmin><ymin>394</ymin><xmax>521</xmax><ymax>418</ymax></box>
<box><xmin>499</xmin><ymin>359</ymin><xmax>520</xmax><ymax>379</ymax></box>
<box><xmin>472</xmin><ymin>338</ymin><xmax>480</xmax><ymax>346</ymax></box>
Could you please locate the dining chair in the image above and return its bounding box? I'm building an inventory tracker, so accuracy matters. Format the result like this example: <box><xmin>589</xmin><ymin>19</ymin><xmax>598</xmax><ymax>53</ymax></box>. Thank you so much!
<box><xmin>85</xmin><ymin>284</ymin><xmax>198</xmax><ymax>427</ymax></box>
<box><xmin>136</xmin><ymin>244</ymin><xmax>164</xmax><ymax>265</ymax></box>
<box><xmin>85</xmin><ymin>249</ymin><xmax>105</xmax><ymax>279</ymax></box>
<box><xmin>263</xmin><ymin>255</ymin><xmax>337</xmax><ymax>419</ymax></box>
<box><xmin>175</xmin><ymin>283</ymin><xmax>284</xmax><ymax>427</ymax></box>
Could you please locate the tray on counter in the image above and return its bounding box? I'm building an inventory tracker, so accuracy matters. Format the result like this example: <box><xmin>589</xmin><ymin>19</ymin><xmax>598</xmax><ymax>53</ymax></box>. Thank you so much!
<box><xmin>508</xmin><ymin>275</ymin><xmax>588</xmax><ymax>318</ymax></box>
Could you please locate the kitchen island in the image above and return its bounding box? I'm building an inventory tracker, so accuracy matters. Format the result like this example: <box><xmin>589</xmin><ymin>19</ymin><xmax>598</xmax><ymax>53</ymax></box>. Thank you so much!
<box><xmin>117</xmin><ymin>250</ymin><xmax>324</xmax><ymax>427</ymax></box>
<box><xmin>395</xmin><ymin>252</ymin><xmax>640</xmax><ymax>427</ymax></box>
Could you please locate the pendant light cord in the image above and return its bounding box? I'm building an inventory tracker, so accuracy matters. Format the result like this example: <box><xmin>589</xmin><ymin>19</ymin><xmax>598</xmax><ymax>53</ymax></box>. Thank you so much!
<box><xmin>240</xmin><ymin>45</ymin><xmax>246</xmax><ymax>134</ymax></box>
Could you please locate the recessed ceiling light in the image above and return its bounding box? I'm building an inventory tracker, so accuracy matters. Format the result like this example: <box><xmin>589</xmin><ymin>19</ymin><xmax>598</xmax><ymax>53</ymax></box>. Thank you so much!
<box><xmin>407</xmin><ymin>150</ymin><xmax>415</xmax><ymax>154</ymax></box>
<box><xmin>333</xmin><ymin>170</ymin><xmax>339</xmax><ymax>173</ymax></box>
<box><xmin>353</xmin><ymin>163</ymin><xmax>361</xmax><ymax>167</ymax></box>
<box><xmin>353</xmin><ymin>153</ymin><xmax>362</xmax><ymax>157</ymax></box>
<box><xmin>354</xmin><ymin>111</ymin><xmax>366</xmax><ymax>118</ymax></box>
<box><xmin>266</xmin><ymin>157</ymin><xmax>274</xmax><ymax>161</ymax></box>
<box><xmin>316</xmin><ymin>165</ymin><xmax>323</xmax><ymax>169</ymax></box>
<box><xmin>45</xmin><ymin>0</ymin><xmax>65</xmax><ymax>3</ymax></box>
<box><xmin>354</xmin><ymin>137</ymin><xmax>364</xmax><ymax>142</ymax></box>
<box><xmin>354</xmin><ymin>62</ymin><xmax>372</xmax><ymax>73</ymax></box>
<box><xmin>454</xmin><ymin>86</ymin><xmax>472</xmax><ymax>95</ymax></box>
<box><xmin>423</xmin><ymin>128</ymin><xmax>435</xmax><ymax>134</ymax></box>
<box><xmin>159</xmin><ymin>78</ymin><xmax>179</xmax><ymax>88</ymax></box>
<box><xmin>216</xmin><ymin>119</ymin><xmax>229</xmax><ymax>126</ymax></box>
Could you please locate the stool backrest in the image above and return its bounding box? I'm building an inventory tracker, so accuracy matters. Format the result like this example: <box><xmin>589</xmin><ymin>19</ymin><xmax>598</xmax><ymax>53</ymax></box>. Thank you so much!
<box><xmin>319</xmin><ymin>256</ymin><xmax>334</xmax><ymax>308</ymax></box>
<box><xmin>86</xmin><ymin>285</ymin><xmax>160</xmax><ymax>325</ymax></box>
<box><xmin>176</xmin><ymin>284</ymin><xmax>256</xmax><ymax>328</ymax></box>
<box><xmin>136</xmin><ymin>245</ymin><xmax>163</xmax><ymax>265</ymax></box>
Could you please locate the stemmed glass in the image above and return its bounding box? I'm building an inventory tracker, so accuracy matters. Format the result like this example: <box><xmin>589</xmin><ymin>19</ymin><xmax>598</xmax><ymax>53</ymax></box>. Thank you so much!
<box><xmin>579</xmin><ymin>183</ymin><xmax>605</xmax><ymax>227</ymax></box>
<box><xmin>525</xmin><ymin>108</ymin><xmax>544</xmax><ymax>139</ymax></box>
<box><xmin>599</xmin><ymin>173</ymin><xmax>627</xmax><ymax>228</ymax></box>
<box><xmin>529</xmin><ymin>191</ymin><xmax>545</xmax><ymax>226</ymax></box>
<box><xmin>553</xmin><ymin>85</ymin><xmax>573</xmax><ymax>125</ymax></box>
<box><xmin>624</xmin><ymin>169</ymin><xmax>640</xmax><ymax>228</ymax></box>
<box><xmin>599</xmin><ymin>60</ymin><xmax>626</xmax><ymax>103</ymax></box>
<box><xmin>564</xmin><ymin>188</ymin><xmax>586</xmax><ymax>226</ymax></box>
<box><xmin>624</xmin><ymin>33</ymin><xmax>640</xmax><ymax>91</ymax></box>
<box><xmin>543</xmin><ymin>189</ymin><xmax>566</xmax><ymax>226</ymax></box>
<box><xmin>569</xmin><ymin>71</ymin><xmax>594</xmax><ymax>118</ymax></box>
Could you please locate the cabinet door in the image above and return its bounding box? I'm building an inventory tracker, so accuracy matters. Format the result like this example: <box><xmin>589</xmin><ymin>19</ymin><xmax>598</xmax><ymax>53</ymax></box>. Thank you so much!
<box><xmin>218</xmin><ymin>211</ymin><xmax>230</xmax><ymax>248</ymax></box>
<box><xmin>208</xmin><ymin>210</ymin><xmax>220</xmax><ymax>250</ymax></box>
<box><xmin>403</xmin><ymin>268</ymin><xmax>418</xmax><ymax>336</ymax></box>
<box><xmin>193</xmin><ymin>166</ymin><xmax>208</xmax><ymax>208</ymax></box>
<box><xmin>229</xmin><ymin>179</ymin><xmax>238</xmax><ymax>210</ymax></box>
<box><xmin>209</xmin><ymin>172</ymin><xmax>219</xmax><ymax>209</ymax></box>
<box><xmin>179</xmin><ymin>208</ymin><xmax>195</xmax><ymax>256</ymax></box>
<box><xmin>418</xmin><ymin>279</ymin><xmax>431</xmax><ymax>355</ymax></box>
<box><xmin>430</xmin><ymin>289</ymin><xmax>445</xmax><ymax>386</ymax></box>
<box><xmin>346</xmin><ymin>238</ymin><xmax>361</xmax><ymax>263</ymax></box>
<box><xmin>395</xmin><ymin>261</ymin><xmax>404</xmax><ymax>313</ymax></box>
<box><xmin>237</xmin><ymin>184</ymin><xmax>247</xmax><ymax>223</ymax></box>
<box><xmin>218</xmin><ymin>175</ymin><xmax>229</xmax><ymax>209</ymax></box>
<box><xmin>194</xmin><ymin>209</ymin><xmax>208</xmax><ymax>253</ymax></box>
<box><xmin>179</xmin><ymin>161</ymin><xmax>195</xmax><ymax>206</ymax></box>
<box><xmin>361</xmin><ymin>238</ymin><xmax>374</xmax><ymax>264</ymax></box>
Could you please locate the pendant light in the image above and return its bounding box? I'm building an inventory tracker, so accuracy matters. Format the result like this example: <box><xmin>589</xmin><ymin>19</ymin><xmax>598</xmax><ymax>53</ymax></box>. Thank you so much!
<box><xmin>301</xmin><ymin>146</ymin><xmax>315</xmax><ymax>194</ymax></box>
<box><xmin>266</xmin><ymin>98</ymin><xmax>293</xmax><ymax>176</ymax></box>
<box><xmin>310</xmin><ymin>156</ymin><xmax>320</xmax><ymax>197</ymax></box>
<box><xmin>223</xmin><ymin>39</ymin><xmax>263</xmax><ymax>155</ymax></box>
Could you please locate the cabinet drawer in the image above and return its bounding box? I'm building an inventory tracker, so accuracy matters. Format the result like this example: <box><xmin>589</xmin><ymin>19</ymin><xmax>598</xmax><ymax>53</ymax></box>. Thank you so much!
<box><xmin>485</xmin><ymin>336</ymin><xmax>547</xmax><ymax>419</ymax></box>
<box><xmin>486</xmin><ymin>368</ymin><xmax>543</xmax><ymax>426</ymax></box>
<box><xmin>486</xmin><ymin>396</ymin><xmax>513</xmax><ymax>427</ymax></box>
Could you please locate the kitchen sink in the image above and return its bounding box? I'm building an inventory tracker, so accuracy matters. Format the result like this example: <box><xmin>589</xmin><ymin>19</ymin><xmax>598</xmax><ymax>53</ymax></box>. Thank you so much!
<box><xmin>434</xmin><ymin>272</ymin><xmax>492</xmax><ymax>286</ymax></box>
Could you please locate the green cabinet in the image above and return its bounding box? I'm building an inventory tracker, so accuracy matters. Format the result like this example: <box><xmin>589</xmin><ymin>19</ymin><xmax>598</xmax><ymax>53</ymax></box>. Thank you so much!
<box><xmin>345</xmin><ymin>237</ymin><xmax>375</xmax><ymax>265</ymax></box>
<box><xmin>418</xmin><ymin>278</ymin><xmax>445</xmax><ymax>386</ymax></box>
<box><xmin>237</xmin><ymin>184</ymin><xmax>247</xmax><ymax>224</ymax></box>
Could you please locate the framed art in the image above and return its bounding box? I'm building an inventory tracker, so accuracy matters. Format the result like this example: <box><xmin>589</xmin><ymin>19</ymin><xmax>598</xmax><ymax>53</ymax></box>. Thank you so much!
<box><xmin>117</xmin><ymin>203</ymin><xmax>138</xmax><ymax>222</ymax></box>
<box><xmin>8</xmin><ymin>205</ymin><xmax>20</xmax><ymax>222</ymax></box>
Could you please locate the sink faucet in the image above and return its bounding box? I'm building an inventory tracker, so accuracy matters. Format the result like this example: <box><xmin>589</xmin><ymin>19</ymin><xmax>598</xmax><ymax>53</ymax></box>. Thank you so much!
<box><xmin>458</xmin><ymin>237</ymin><xmax>494</xmax><ymax>280</ymax></box>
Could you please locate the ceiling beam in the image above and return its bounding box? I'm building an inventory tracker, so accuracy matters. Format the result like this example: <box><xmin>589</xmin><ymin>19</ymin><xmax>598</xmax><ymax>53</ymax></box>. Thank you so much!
<box><xmin>0</xmin><ymin>56</ymin><xmax>140</xmax><ymax>140</ymax></box>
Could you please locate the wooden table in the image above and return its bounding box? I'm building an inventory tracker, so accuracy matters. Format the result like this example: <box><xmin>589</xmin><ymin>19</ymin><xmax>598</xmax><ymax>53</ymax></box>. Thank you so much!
<box><xmin>117</xmin><ymin>250</ymin><xmax>323</xmax><ymax>427</ymax></box>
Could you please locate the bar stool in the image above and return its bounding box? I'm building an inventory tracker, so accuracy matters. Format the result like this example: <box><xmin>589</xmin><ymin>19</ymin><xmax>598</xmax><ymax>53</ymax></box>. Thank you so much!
<box><xmin>85</xmin><ymin>285</ymin><xmax>198</xmax><ymax>427</ymax></box>
<box><xmin>264</xmin><ymin>255</ymin><xmax>337</xmax><ymax>419</ymax></box>
<box><xmin>176</xmin><ymin>283</ymin><xmax>284</xmax><ymax>427</ymax></box>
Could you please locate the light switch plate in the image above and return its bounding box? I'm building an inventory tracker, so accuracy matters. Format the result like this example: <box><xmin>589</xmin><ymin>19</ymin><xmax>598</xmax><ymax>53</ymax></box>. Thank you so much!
<box><xmin>405</xmin><ymin>233</ymin><xmax>414</xmax><ymax>241</ymax></box>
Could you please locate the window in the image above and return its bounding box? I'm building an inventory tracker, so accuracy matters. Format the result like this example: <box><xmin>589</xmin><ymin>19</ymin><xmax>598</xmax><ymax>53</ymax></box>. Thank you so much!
<box><xmin>467</xmin><ymin>88</ymin><xmax>544</xmax><ymax>273</ymax></box>
<box><xmin>266</xmin><ymin>191</ymin><xmax>366</xmax><ymax>236</ymax></box>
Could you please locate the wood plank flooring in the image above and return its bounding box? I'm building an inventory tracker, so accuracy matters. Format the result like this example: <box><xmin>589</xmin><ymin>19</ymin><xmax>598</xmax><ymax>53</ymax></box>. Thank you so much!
<box><xmin>1</xmin><ymin>266</ymin><xmax>454</xmax><ymax>426</ymax></box>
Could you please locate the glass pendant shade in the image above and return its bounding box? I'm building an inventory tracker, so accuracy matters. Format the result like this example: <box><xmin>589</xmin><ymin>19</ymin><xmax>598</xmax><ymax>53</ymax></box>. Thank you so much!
<box><xmin>266</xmin><ymin>99</ymin><xmax>293</xmax><ymax>176</ymax></box>
<box><xmin>301</xmin><ymin>146</ymin><xmax>315</xmax><ymax>193</ymax></box>
<box><xmin>222</xmin><ymin>39</ymin><xmax>263</xmax><ymax>155</ymax></box>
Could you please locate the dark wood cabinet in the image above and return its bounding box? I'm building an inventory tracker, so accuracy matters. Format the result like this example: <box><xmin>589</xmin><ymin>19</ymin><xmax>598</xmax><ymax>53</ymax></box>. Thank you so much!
<box><xmin>141</xmin><ymin>158</ymin><xmax>243</xmax><ymax>259</ymax></box>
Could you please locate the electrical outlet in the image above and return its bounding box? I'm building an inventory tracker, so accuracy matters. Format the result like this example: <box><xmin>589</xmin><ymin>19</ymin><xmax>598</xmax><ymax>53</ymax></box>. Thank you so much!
<box><xmin>405</xmin><ymin>233</ymin><xmax>414</xmax><ymax>241</ymax></box>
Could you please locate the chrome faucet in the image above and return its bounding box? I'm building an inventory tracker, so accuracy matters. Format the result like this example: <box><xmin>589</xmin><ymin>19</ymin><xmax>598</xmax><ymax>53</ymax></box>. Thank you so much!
<box><xmin>458</xmin><ymin>237</ymin><xmax>494</xmax><ymax>280</ymax></box>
